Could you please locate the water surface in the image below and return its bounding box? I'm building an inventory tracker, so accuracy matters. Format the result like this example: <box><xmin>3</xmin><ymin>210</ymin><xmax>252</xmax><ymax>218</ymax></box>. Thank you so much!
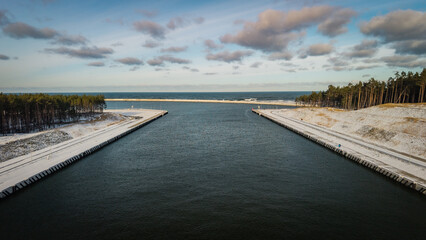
<box><xmin>0</xmin><ymin>102</ymin><xmax>424</xmax><ymax>239</ymax></box>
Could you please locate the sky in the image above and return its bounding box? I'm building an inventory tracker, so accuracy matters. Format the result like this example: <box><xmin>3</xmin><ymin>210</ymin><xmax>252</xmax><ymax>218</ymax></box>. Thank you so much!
<box><xmin>0</xmin><ymin>0</ymin><xmax>425</xmax><ymax>92</ymax></box>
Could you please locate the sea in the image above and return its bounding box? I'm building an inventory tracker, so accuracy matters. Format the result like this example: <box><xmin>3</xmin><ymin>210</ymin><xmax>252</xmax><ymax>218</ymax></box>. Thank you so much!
<box><xmin>0</xmin><ymin>92</ymin><xmax>425</xmax><ymax>240</ymax></box>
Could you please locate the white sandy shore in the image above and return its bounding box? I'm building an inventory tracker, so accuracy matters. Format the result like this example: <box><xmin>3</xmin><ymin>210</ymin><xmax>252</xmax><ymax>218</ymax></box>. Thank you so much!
<box><xmin>0</xmin><ymin>109</ymin><xmax>167</xmax><ymax>195</ymax></box>
<box><xmin>105</xmin><ymin>98</ymin><xmax>297</xmax><ymax>106</ymax></box>
<box><xmin>255</xmin><ymin>104</ymin><xmax>426</xmax><ymax>188</ymax></box>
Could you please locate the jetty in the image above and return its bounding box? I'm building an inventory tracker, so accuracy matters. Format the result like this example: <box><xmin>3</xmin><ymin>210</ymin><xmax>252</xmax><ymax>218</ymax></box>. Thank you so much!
<box><xmin>253</xmin><ymin>108</ymin><xmax>426</xmax><ymax>195</ymax></box>
<box><xmin>105</xmin><ymin>98</ymin><xmax>297</xmax><ymax>106</ymax></box>
<box><xmin>0</xmin><ymin>109</ymin><xmax>167</xmax><ymax>199</ymax></box>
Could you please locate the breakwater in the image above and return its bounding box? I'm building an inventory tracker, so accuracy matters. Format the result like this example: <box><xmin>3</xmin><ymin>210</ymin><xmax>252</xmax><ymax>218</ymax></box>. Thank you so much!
<box><xmin>0</xmin><ymin>111</ymin><xmax>167</xmax><ymax>199</ymax></box>
<box><xmin>106</xmin><ymin>98</ymin><xmax>297</xmax><ymax>106</ymax></box>
<box><xmin>252</xmin><ymin>109</ymin><xmax>426</xmax><ymax>195</ymax></box>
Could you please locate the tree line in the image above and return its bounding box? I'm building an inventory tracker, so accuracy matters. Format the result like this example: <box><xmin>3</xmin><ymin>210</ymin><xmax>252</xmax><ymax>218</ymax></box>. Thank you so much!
<box><xmin>295</xmin><ymin>68</ymin><xmax>426</xmax><ymax>109</ymax></box>
<box><xmin>0</xmin><ymin>93</ymin><xmax>106</xmax><ymax>134</ymax></box>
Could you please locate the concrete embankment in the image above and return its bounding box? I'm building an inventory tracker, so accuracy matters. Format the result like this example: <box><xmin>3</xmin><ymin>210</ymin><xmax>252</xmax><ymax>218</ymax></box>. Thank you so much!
<box><xmin>0</xmin><ymin>110</ymin><xmax>167</xmax><ymax>199</ymax></box>
<box><xmin>106</xmin><ymin>98</ymin><xmax>297</xmax><ymax>106</ymax></box>
<box><xmin>252</xmin><ymin>109</ymin><xmax>426</xmax><ymax>195</ymax></box>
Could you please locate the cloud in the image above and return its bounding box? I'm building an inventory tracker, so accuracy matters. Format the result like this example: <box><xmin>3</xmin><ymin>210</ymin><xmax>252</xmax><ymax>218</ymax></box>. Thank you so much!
<box><xmin>147</xmin><ymin>55</ymin><xmax>191</xmax><ymax>66</ymax></box>
<box><xmin>250</xmin><ymin>62</ymin><xmax>262</xmax><ymax>68</ymax></box>
<box><xmin>220</xmin><ymin>6</ymin><xmax>354</xmax><ymax>53</ymax></box>
<box><xmin>115</xmin><ymin>57</ymin><xmax>144</xmax><ymax>65</ymax></box>
<box><xmin>167</xmin><ymin>17</ymin><xmax>187</xmax><ymax>30</ymax></box>
<box><xmin>142</xmin><ymin>40</ymin><xmax>161</xmax><ymax>48</ymax></box>
<box><xmin>147</xmin><ymin>58</ymin><xmax>164</xmax><ymax>66</ymax></box>
<box><xmin>360</xmin><ymin>10</ymin><xmax>426</xmax><ymax>43</ymax></box>
<box><xmin>344</xmin><ymin>39</ymin><xmax>378</xmax><ymax>58</ymax></box>
<box><xmin>206</xmin><ymin>50</ymin><xmax>253</xmax><ymax>63</ymax></box>
<box><xmin>160</xmin><ymin>46</ymin><xmax>187</xmax><ymax>53</ymax></box>
<box><xmin>306</xmin><ymin>43</ymin><xmax>333</xmax><ymax>56</ymax></box>
<box><xmin>193</xmin><ymin>17</ymin><xmax>205</xmax><ymax>24</ymax></box>
<box><xmin>204</xmin><ymin>72</ymin><xmax>217</xmax><ymax>75</ymax></box>
<box><xmin>204</xmin><ymin>39</ymin><xmax>223</xmax><ymax>51</ymax></box>
<box><xmin>0</xmin><ymin>10</ymin><xmax>10</xmax><ymax>26</ymax></box>
<box><xmin>324</xmin><ymin>56</ymin><xmax>352</xmax><ymax>71</ymax></box>
<box><xmin>381</xmin><ymin>55</ymin><xmax>426</xmax><ymax>68</ymax></box>
<box><xmin>111</xmin><ymin>42</ymin><xmax>123</xmax><ymax>47</ymax></box>
<box><xmin>167</xmin><ymin>16</ymin><xmax>204</xmax><ymax>30</ymax></box>
<box><xmin>130</xmin><ymin>66</ymin><xmax>140</xmax><ymax>71</ymax></box>
<box><xmin>317</xmin><ymin>8</ymin><xmax>356</xmax><ymax>37</ymax></box>
<box><xmin>51</xmin><ymin>34</ymin><xmax>88</xmax><ymax>46</ymax></box>
<box><xmin>87</xmin><ymin>61</ymin><xmax>104</xmax><ymax>67</ymax></box>
<box><xmin>44</xmin><ymin>46</ymin><xmax>113</xmax><ymax>59</ymax></box>
<box><xmin>0</xmin><ymin>54</ymin><xmax>10</xmax><ymax>60</ymax></box>
<box><xmin>182</xmin><ymin>66</ymin><xmax>199</xmax><ymax>72</ymax></box>
<box><xmin>3</xmin><ymin>22</ymin><xmax>58</xmax><ymax>39</ymax></box>
<box><xmin>135</xmin><ymin>9</ymin><xmax>157</xmax><ymax>18</ymax></box>
<box><xmin>268</xmin><ymin>51</ymin><xmax>293</xmax><ymax>60</ymax></box>
<box><xmin>133</xmin><ymin>20</ymin><xmax>166</xmax><ymax>39</ymax></box>
<box><xmin>393</xmin><ymin>40</ymin><xmax>426</xmax><ymax>55</ymax></box>
<box><xmin>354</xmin><ymin>65</ymin><xmax>380</xmax><ymax>70</ymax></box>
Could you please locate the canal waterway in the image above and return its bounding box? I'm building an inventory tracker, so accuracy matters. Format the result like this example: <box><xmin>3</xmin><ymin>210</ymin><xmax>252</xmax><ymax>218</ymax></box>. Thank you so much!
<box><xmin>1</xmin><ymin>101</ymin><xmax>425</xmax><ymax>239</ymax></box>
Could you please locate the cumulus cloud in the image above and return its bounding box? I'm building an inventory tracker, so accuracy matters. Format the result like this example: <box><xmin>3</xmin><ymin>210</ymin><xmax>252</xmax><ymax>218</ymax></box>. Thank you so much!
<box><xmin>167</xmin><ymin>16</ymin><xmax>204</xmax><ymax>30</ymax></box>
<box><xmin>0</xmin><ymin>10</ymin><xmax>10</xmax><ymax>26</ymax></box>
<box><xmin>135</xmin><ymin>9</ymin><xmax>157</xmax><ymax>18</ymax></box>
<box><xmin>147</xmin><ymin>55</ymin><xmax>191</xmax><ymax>66</ymax></box>
<box><xmin>204</xmin><ymin>72</ymin><xmax>217</xmax><ymax>75</ymax></box>
<box><xmin>268</xmin><ymin>51</ymin><xmax>293</xmax><ymax>60</ymax></box>
<box><xmin>3</xmin><ymin>22</ymin><xmax>58</xmax><ymax>39</ymax></box>
<box><xmin>220</xmin><ymin>6</ymin><xmax>355</xmax><ymax>53</ymax></box>
<box><xmin>44</xmin><ymin>46</ymin><xmax>113</xmax><ymax>59</ymax></box>
<box><xmin>324</xmin><ymin>57</ymin><xmax>352</xmax><ymax>71</ymax></box>
<box><xmin>115</xmin><ymin>57</ymin><xmax>144</xmax><ymax>65</ymax></box>
<box><xmin>393</xmin><ymin>40</ymin><xmax>426</xmax><ymax>55</ymax></box>
<box><xmin>133</xmin><ymin>20</ymin><xmax>166</xmax><ymax>39</ymax></box>
<box><xmin>51</xmin><ymin>34</ymin><xmax>88</xmax><ymax>46</ymax></box>
<box><xmin>87</xmin><ymin>61</ymin><xmax>104</xmax><ymax>67</ymax></box>
<box><xmin>317</xmin><ymin>8</ymin><xmax>356</xmax><ymax>37</ymax></box>
<box><xmin>344</xmin><ymin>39</ymin><xmax>378</xmax><ymax>58</ymax></box>
<box><xmin>167</xmin><ymin>17</ymin><xmax>187</xmax><ymax>30</ymax></box>
<box><xmin>0</xmin><ymin>54</ymin><xmax>10</xmax><ymax>60</ymax></box>
<box><xmin>147</xmin><ymin>58</ymin><xmax>164</xmax><ymax>66</ymax></box>
<box><xmin>360</xmin><ymin>10</ymin><xmax>426</xmax><ymax>43</ymax></box>
<box><xmin>204</xmin><ymin>39</ymin><xmax>223</xmax><ymax>50</ymax></box>
<box><xmin>306</xmin><ymin>43</ymin><xmax>333</xmax><ymax>56</ymax></box>
<box><xmin>250</xmin><ymin>62</ymin><xmax>262</xmax><ymax>68</ymax></box>
<box><xmin>381</xmin><ymin>55</ymin><xmax>426</xmax><ymax>68</ymax></box>
<box><xmin>206</xmin><ymin>50</ymin><xmax>253</xmax><ymax>63</ymax></box>
<box><xmin>160</xmin><ymin>46</ymin><xmax>187</xmax><ymax>53</ymax></box>
<box><xmin>142</xmin><ymin>40</ymin><xmax>161</xmax><ymax>48</ymax></box>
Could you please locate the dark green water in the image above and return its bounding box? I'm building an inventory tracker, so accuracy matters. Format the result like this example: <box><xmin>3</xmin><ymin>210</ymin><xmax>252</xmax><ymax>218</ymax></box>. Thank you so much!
<box><xmin>0</xmin><ymin>102</ymin><xmax>425</xmax><ymax>239</ymax></box>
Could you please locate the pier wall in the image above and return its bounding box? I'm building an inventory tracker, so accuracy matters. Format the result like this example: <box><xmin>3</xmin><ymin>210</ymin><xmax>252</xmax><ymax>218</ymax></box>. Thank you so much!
<box><xmin>0</xmin><ymin>111</ymin><xmax>167</xmax><ymax>199</ymax></box>
<box><xmin>252</xmin><ymin>109</ymin><xmax>426</xmax><ymax>195</ymax></box>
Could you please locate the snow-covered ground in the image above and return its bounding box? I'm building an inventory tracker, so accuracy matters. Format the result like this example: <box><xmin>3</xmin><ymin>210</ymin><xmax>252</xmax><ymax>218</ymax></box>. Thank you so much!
<box><xmin>273</xmin><ymin>104</ymin><xmax>425</xmax><ymax>159</ymax></box>
<box><xmin>0</xmin><ymin>109</ymin><xmax>167</xmax><ymax>195</ymax></box>
<box><xmin>256</xmin><ymin>104</ymin><xmax>426</xmax><ymax>189</ymax></box>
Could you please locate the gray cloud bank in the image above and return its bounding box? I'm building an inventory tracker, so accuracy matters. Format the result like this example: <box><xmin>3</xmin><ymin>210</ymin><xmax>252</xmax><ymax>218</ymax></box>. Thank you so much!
<box><xmin>206</xmin><ymin>50</ymin><xmax>253</xmax><ymax>63</ymax></box>
<box><xmin>45</xmin><ymin>46</ymin><xmax>114</xmax><ymax>59</ymax></box>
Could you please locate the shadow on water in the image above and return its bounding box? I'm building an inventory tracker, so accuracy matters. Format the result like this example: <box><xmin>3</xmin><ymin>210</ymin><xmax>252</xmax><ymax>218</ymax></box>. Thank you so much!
<box><xmin>1</xmin><ymin>102</ymin><xmax>425</xmax><ymax>240</ymax></box>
